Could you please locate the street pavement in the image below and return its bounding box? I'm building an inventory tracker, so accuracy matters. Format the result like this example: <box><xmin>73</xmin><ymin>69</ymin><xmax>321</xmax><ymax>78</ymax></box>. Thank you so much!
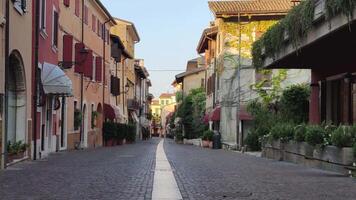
<box><xmin>0</xmin><ymin>138</ymin><xmax>355</xmax><ymax>200</ymax></box>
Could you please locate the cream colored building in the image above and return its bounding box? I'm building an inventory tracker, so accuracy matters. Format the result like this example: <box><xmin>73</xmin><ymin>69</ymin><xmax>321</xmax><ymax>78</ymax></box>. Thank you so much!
<box><xmin>175</xmin><ymin>57</ymin><xmax>206</xmax><ymax>96</ymax></box>
<box><xmin>0</xmin><ymin>0</ymin><xmax>33</xmax><ymax>168</ymax></box>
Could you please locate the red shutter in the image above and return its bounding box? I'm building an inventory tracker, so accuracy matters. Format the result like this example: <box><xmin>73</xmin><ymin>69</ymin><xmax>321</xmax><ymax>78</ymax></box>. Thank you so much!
<box><xmin>84</xmin><ymin>50</ymin><xmax>93</xmax><ymax>79</ymax></box>
<box><xmin>62</xmin><ymin>35</ymin><xmax>73</xmax><ymax>68</ymax></box>
<box><xmin>92</xmin><ymin>15</ymin><xmax>96</xmax><ymax>32</ymax></box>
<box><xmin>63</xmin><ymin>0</ymin><xmax>70</xmax><ymax>7</ymax></box>
<box><xmin>75</xmin><ymin>0</ymin><xmax>80</xmax><ymax>17</ymax></box>
<box><xmin>95</xmin><ymin>57</ymin><xmax>102</xmax><ymax>82</ymax></box>
<box><xmin>84</xmin><ymin>6</ymin><xmax>88</xmax><ymax>25</ymax></box>
<box><xmin>75</xmin><ymin>43</ymin><xmax>85</xmax><ymax>73</ymax></box>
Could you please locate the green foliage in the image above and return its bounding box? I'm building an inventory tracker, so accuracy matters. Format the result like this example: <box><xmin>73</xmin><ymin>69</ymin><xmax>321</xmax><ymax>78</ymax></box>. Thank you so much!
<box><xmin>91</xmin><ymin>111</ymin><xmax>99</xmax><ymax>129</ymax></box>
<box><xmin>74</xmin><ymin>109</ymin><xmax>82</xmax><ymax>130</ymax></box>
<box><xmin>176</xmin><ymin>91</ymin><xmax>183</xmax><ymax>102</ymax></box>
<box><xmin>244</xmin><ymin>130</ymin><xmax>262</xmax><ymax>151</ymax></box>
<box><xmin>331</xmin><ymin>126</ymin><xmax>354</xmax><ymax>147</ymax></box>
<box><xmin>116</xmin><ymin>123</ymin><xmax>127</xmax><ymax>140</ymax></box>
<box><xmin>294</xmin><ymin>124</ymin><xmax>307</xmax><ymax>142</ymax></box>
<box><xmin>176</xmin><ymin>88</ymin><xmax>206</xmax><ymax>139</ymax></box>
<box><xmin>7</xmin><ymin>141</ymin><xmax>29</xmax><ymax>155</ymax></box>
<box><xmin>353</xmin><ymin>142</ymin><xmax>356</xmax><ymax>158</ymax></box>
<box><xmin>325</xmin><ymin>0</ymin><xmax>356</xmax><ymax>20</ymax></box>
<box><xmin>270</xmin><ymin>123</ymin><xmax>295</xmax><ymax>142</ymax></box>
<box><xmin>305</xmin><ymin>125</ymin><xmax>326</xmax><ymax>146</ymax></box>
<box><xmin>202</xmin><ymin>130</ymin><xmax>214</xmax><ymax>141</ymax></box>
<box><xmin>125</xmin><ymin>124</ymin><xmax>136</xmax><ymax>142</ymax></box>
<box><xmin>103</xmin><ymin>121</ymin><xmax>116</xmax><ymax>141</ymax></box>
<box><xmin>280</xmin><ymin>84</ymin><xmax>310</xmax><ymax>123</ymax></box>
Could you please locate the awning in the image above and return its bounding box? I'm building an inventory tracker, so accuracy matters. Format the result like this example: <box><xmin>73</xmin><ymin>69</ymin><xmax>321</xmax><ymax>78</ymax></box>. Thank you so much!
<box><xmin>113</xmin><ymin>105</ymin><xmax>124</xmax><ymax>120</ymax></box>
<box><xmin>41</xmin><ymin>62</ymin><xmax>72</xmax><ymax>96</ymax></box>
<box><xmin>210</xmin><ymin>106</ymin><xmax>221</xmax><ymax>121</ymax></box>
<box><xmin>203</xmin><ymin>113</ymin><xmax>210</xmax><ymax>124</ymax></box>
<box><xmin>104</xmin><ymin>104</ymin><xmax>116</xmax><ymax>120</ymax></box>
<box><xmin>238</xmin><ymin>105</ymin><xmax>253</xmax><ymax>121</ymax></box>
<box><xmin>130</xmin><ymin>112</ymin><xmax>139</xmax><ymax>123</ymax></box>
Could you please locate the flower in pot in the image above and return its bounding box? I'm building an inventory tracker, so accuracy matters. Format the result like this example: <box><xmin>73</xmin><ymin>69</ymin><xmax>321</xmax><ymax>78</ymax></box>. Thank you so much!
<box><xmin>202</xmin><ymin>130</ymin><xmax>214</xmax><ymax>148</ymax></box>
<box><xmin>7</xmin><ymin>141</ymin><xmax>29</xmax><ymax>163</ymax></box>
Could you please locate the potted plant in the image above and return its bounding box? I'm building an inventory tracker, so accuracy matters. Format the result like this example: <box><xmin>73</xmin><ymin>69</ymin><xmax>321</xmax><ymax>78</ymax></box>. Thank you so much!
<box><xmin>202</xmin><ymin>130</ymin><xmax>214</xmax><ymax>148</ymax></box>
<box><xmin>7</xmin><ymin>141</ymin><xmax>29</xmax><ymax>163</ymax></box>
<box><xmin>116</xmin><ymin>123</ymin><xmax>126</xmax><ymax>145</ymax></box>
<box><xmin>125</xmin><ymin>124</ymin><xmax>136</xmax><ymax>144</ymax></box>
<box><xmin>103</xmin><ymin>122</ymin><xmax>116</xmax><ymax>146</ymax></box>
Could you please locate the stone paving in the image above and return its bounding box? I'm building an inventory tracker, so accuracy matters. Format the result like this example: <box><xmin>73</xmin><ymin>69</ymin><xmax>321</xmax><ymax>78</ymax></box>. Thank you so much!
<box><xmin>164</xmin><ymin>139</ymin><xmax>356</xmax><ymax>200</ymax></box>
<box><xmin>1</xmin><ymin>138</ymin><xmax>356</xmax><ymax>200</ymax></box>
<box><xmin>0</xmin><ymin>139</ymin><xmax>158</xmax><ymax>200</ymax></box>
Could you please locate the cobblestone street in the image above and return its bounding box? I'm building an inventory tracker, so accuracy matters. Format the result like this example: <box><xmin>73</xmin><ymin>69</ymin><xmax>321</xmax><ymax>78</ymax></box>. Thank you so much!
<box><xmin>1</xmin><ymin>138</ymin><xmax>356</xmax><ymax>200</ymax></box>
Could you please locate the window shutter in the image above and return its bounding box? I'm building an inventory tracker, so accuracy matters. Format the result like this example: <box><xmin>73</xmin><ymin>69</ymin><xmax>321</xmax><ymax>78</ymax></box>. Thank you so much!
<box><xmin>53</xmin><ymin>11</ymin><xmax>59</xmax><ymax>47</ymax></box>
<box><xmin>84</xmin><ymin>50</ymin><xmax>93</xmax><ymax>79</ymax></box>
<box><xmin>63</xmin><ymin>0</ymin><xmax>70</xmax><ymax>7</ymax></box>
<box><xmin>21</xmin><ymin>0</ymin><xmax>27</xmax><ymax>11</ymax></box>
<box><xmin>95</xmin><ymin>57</ymin><xmax>102</xmax><ymax>82</ymax></box>
<box><xmin>75</xmin><ymin>0</ymin><xmax>80</xmax><ymax>17</ymax></box>
<box><xmin>92</xmin><ymin>15</ymin><xmax>96</xmax><ymax>32</ymax></box>
<box><xmin>62</xmin><ymin>35</ymin><xmax>73</xmax><ymax>68</ymax></box>
<box><xmin>74</xmin><ymin>43</ymin><xmax>85</xmax><ymax>73</ymax></box>
<box><xmin>110</xmin><ymin>75</ymin><xmax>115</xmax><ymax>95</ymax></box>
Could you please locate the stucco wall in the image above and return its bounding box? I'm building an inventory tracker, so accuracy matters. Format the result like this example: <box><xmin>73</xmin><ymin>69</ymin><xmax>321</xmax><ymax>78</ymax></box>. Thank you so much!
<box><xmin>183</xmin><ymin>71</ymin><xmax>205</xmax><ymax>96</ymax></box>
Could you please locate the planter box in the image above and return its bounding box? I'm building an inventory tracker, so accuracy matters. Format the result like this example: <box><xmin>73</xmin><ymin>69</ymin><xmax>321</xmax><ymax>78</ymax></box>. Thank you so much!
<box><xmin>202</xmin><ymin>140</ymin><xmax>210</xmax><ymax>148</ymax></box>
<box><xmin>313</xmin><ymin>146</ymin><xmax>354</xmax><ymax>166</ymax></box>
<box><xmin>284</xmin><ymin>141</ymin><xmax>314</xmax><ymax>157</ymax></box>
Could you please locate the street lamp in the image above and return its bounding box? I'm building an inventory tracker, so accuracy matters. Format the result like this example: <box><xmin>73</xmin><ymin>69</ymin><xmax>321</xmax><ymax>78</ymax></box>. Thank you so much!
<box><xmin>120</xmin><ymin>82</ymin><xmax>130</xmax><ymax>94</ymax></box>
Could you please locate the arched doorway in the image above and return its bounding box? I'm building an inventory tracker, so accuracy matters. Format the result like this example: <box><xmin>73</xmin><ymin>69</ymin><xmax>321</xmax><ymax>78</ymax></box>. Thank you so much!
<box><xmin>6</xmin><ymin>50</ymin><xmax>27</xmax><ymax>144</ymax></box>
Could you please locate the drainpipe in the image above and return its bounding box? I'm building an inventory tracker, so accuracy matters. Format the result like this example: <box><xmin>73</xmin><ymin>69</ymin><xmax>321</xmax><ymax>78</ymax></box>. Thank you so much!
<box><xmin>3</xmin><ymin>0</ymin><xmax>10</xmax><ymax>168</ymax></box>
<box><xmin>102</xmin><ymin>20</ymin><xmax>110</xmax><ymax>125</ymax></box>
<box><xmin>79</xmin><ymin>0</ymin><xmax>84</xmax><ymax>147</ymax></box>
<box><xmin>237</xmin><ymin>12</ymin><xmax>242</xmax><ymax>150</ymax></box>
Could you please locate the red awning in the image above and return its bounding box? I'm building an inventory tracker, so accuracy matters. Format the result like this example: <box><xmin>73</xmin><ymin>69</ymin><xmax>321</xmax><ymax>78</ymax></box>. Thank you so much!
<box><xmin>210</xmin><ymin>106</ymin><xmax>221</xmax><ymax>121</ymax></box>
<box><xmin>238</xmin><ymin>105</ymin><xmax>253</xmax><ymax>121</ymax></box>
<box><xmin>202</xmin><ymin>113</ymin><xmax>210</xmax><ymax>124</ymax></box>
<box><xmin>104</xmin><ymin>104</ymin><xmax>116</xmax><ymax>120</ymax></box>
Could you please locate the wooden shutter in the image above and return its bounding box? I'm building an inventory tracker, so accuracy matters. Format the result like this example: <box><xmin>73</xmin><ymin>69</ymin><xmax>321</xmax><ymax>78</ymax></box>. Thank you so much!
<box><xmin>95</xmin><ymin>57</ymin><xmax>102</xmax><ymax>82</ymax></box>
<box><xmin>84</xmin><ymin>50</ymin><xmax>93</xmax><ymax>79</ymax></box>
<box><xmin>63</xmin><ymin>0</ymin><xmax>70</xmax><ymax>7</ymax></box>
<box><xmin>53</xmin><ymin>11</ymin><xmax>59</xmax><ymax>47</ymax></box>
<box><xmin>75</xmin><ymin>0</ymin><xmax>80</xmax><ymax>17</ymax></box>
<box><xmin>92</xmin><ymin>15</ymin><xmax>96</xmax><ymax>32</ymax></box>
<box><xmin>62</xmin><ymin>35</ymin><xmax>73</xmax><ymax>68</ymax></box>
<box><xmin>74</xmin><ymin>43</ymin><xmax>85</xmax><ymax>73</ymax></box>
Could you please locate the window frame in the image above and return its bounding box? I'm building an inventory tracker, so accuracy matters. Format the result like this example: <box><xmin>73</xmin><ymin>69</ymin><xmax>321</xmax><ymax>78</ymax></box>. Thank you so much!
<box><xmin>52</xmin><ymin>7</ymin><xmax>59</xmax><ymax>49</ymax></box>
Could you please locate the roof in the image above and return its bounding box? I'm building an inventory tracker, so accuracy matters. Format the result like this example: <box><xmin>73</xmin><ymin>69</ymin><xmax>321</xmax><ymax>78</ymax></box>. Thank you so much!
<box><xmin>110</xmin><ymin>34</ymin><xmax>133</xmax><ymax>59</ymax></box>
<box><xmin>159</xmin><ymin>93</ymin><xmax>175</xmax><ymax>99</ymax></box>
<box><xmin>208</xmin><ymin>0</ymin><xmax>294</xmax><ymax>17</ymax></box>
<box><xmin>114</xmin><ymin>18</ymin><xmax>140</xmax><ymax>42</ymax></box>
<box><xmin>197</xmin><ymin>26</ymin><xmax>218</xmax><ymax>54</ymax></box>
<box><xmin>94</xmin><ymin>0</ymin><xmax>116</xmax><ymax>25</ymax></box>
<box><xmin>175</xmin><ymin>67</ymin><xmax>206</xmax><ymax>83</ymax></box>
<box><xmin>151</xmin><ymin>99</ymin><xmax>160</xmax><ymax>105</ymax></box>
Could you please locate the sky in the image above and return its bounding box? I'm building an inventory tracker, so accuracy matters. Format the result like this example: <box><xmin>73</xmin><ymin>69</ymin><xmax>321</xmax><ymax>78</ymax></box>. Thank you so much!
<box><xmin>101</xmin><ymin>0</ymin><xmax>214</xmax><ymax>98</ymax></box>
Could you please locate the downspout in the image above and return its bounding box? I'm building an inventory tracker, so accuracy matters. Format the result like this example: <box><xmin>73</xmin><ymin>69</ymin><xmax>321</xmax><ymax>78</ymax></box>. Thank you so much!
<box><xmin>237</xmin><ymin>13</ymin><xmax>242</xmax><ymax>149</ymax></box>
<box><xmin>79</xmin><ymin>0</ymin><xmax>84</xmax><ymax>146</ymax></box>
<box><xmin>102</xmin><ymin>19</ymin><xmax>110</xmax><ymax>125</ymax></box>
<box><xmin>3</xmin><ymin>0</ymin><xmax>10</xmax><ymax>167</ymax></box>
<box><xmin>32</xmin><ymin>0</ymin><xmax>40</xmax><ymax>160</ymax></box>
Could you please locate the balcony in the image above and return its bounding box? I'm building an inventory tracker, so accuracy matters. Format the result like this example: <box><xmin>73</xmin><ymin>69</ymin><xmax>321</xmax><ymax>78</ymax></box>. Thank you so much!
<box><xmin>254</xmin><ymin>0</ymin><xmax>356</xmax><ymax>69</ymax></box>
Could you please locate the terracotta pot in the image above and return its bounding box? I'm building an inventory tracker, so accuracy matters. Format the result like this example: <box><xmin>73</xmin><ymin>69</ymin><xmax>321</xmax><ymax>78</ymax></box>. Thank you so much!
<box><xmin>202</xmin><ymin>140</ymin><xmax>210</xmax><ymax>148</ymax></box>
<box><xmin>209</xmin><ymin>141</ymin><xmax>213</xmax><ymax>149</ymax></box>
<box><xmin>106</xmin><ymin>139</ymin><xmax>114</xmax><ymax>146</ymax></box>
<box><xmin>8</xmin><ymin>152</ymin><xmax>24</xmax><ymax>163</ymax></box>
<box><xmin>117</xmin><ymin>139</ymin><xmax>124</xmax><ymax>145</ymax></box>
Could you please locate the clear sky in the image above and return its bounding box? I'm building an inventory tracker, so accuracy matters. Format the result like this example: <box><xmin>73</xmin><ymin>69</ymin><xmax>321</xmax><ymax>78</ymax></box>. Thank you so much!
<box><xmin>101</xmin><ymin>0</ymin><xmax>214</xmax><ymax>98</ymax></box>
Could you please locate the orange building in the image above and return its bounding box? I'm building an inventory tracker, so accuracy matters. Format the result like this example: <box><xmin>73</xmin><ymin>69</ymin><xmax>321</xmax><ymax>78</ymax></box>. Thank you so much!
<box><xmin>58</xmin><ymin>0</ymin><xmax>116</xmax><ymax>150</ymax></box>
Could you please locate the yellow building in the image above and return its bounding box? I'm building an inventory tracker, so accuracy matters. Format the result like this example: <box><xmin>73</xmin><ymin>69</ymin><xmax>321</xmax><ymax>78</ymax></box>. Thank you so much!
<box><xmin>111</xmin><ymin>18</ymin><xmax>140</xmax><ymax>123</ymax></box>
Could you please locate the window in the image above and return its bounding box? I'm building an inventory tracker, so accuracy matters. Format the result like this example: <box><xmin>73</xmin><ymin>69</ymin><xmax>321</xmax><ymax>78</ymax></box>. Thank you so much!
<box><xmin>166</xmin><ymin>100</ymin><xmax>169</xmax><ymax>105</ymax></box>
<box><xmin>161</xmin><ymin>100</ymin><xmax>164</xmax><ymax>105</ymax></box>
<box><xmin>13</xmin><ymin>0</ymin><xmax>27</xmax><ymax>14</ymax></box>
<box><xmin>75</xmin><ymin>0</ymin><xmax>80</xmax><ymax>17</ymax></box>
<box><xmin>84</xmin><ymin>5</ymin><xmax>89</xmax><ymax>25</ymax></box>
<box><xmin>40</xmin><ymin>0</ymin><xmax>46</xmax><ymax>31</ymax></box>
<box><xmin>63</xmin><ymin>0</ymin><xmax>70</xmax><ymax>7</ymax></box>
<box><xmin>97</xmin><ymin>20</ymin><xmax>102</xmax><ymax>37</ymax></box>
<box><xmin>52</xmin><ymin>9</ymin><xmax>59</xmax><ymax>48</ymax></box>
<box><xmin>92</xmin><ymin>54</ymin><xmax>96</xmax><ymax>81</ymax></box>
<box><xmin>201</xmin><ymin>78</ymin><xmax>205</xmax><ymax>88</ymax></box>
